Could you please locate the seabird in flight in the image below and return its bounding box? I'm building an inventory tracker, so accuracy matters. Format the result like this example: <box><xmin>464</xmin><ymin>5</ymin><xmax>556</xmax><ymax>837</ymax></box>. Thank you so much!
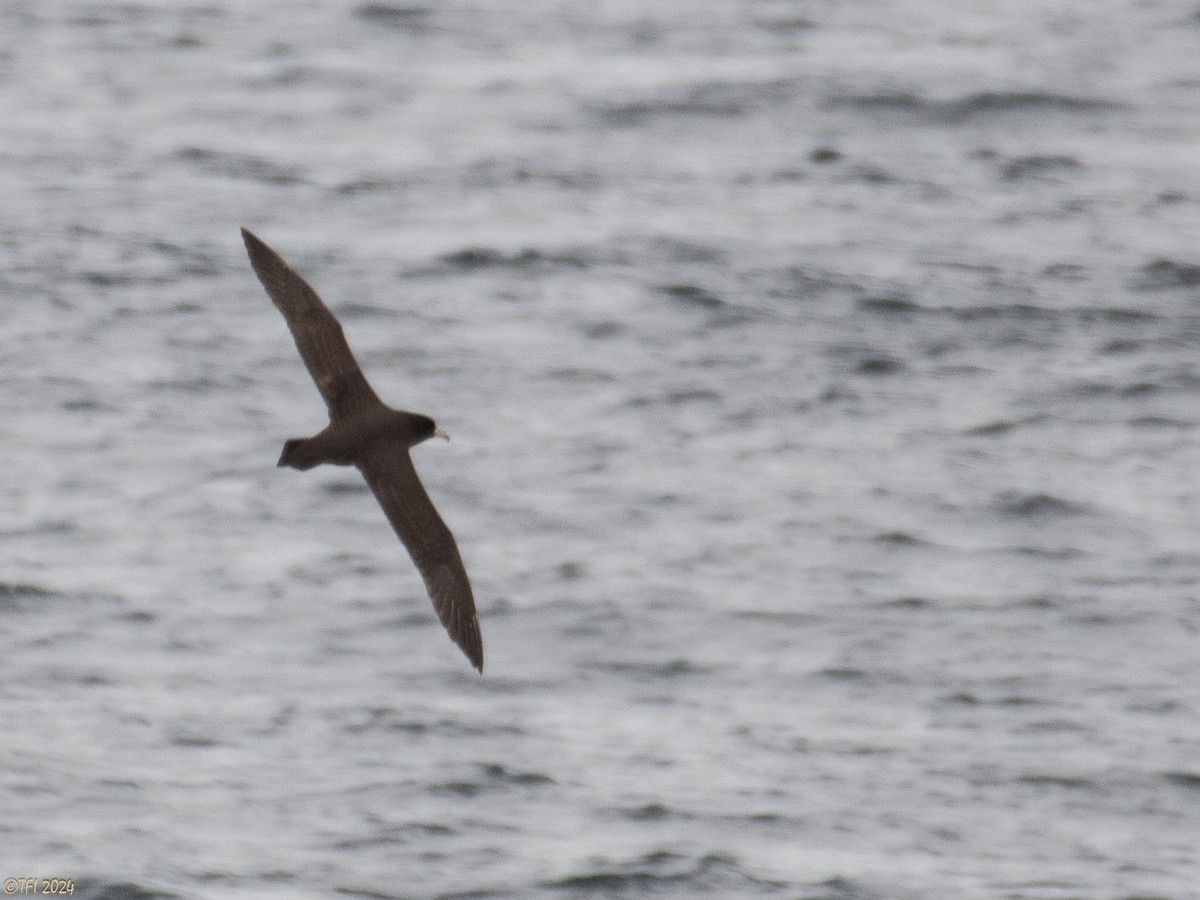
<box><xmin>241</xmin><ymin>227</ymin><xmax>483</xmax><ymax>672</ymax></box>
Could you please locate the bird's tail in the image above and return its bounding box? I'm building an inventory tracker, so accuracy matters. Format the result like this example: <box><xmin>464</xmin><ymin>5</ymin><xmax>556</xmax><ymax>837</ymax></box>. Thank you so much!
<box><xmin>277</xmin><ymin>437</ymin><xmax>325</xmax><ymax>470</ymax></box>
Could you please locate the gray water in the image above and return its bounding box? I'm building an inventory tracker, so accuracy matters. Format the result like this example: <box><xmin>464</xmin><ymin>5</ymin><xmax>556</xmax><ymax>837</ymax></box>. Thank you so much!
<box><xmin>3</xmin><ymin>2</ymin><xmax>1200</xmax><ymax>898</ymax></box>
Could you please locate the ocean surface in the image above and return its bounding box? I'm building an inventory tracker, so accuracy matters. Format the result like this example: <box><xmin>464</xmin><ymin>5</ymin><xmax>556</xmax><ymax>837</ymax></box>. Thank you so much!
<box><xmin>3</xmin><ymin>2</ymin><xmax>1200</xmax><ymax>898</ymax></box>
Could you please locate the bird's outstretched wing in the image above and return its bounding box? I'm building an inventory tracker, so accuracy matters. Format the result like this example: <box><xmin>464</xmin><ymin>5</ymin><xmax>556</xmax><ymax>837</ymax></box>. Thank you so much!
<box><xmin>357</xmin><ymin>443</ymin><xmax>484</xmax><ymax>672</ymax></box>
<box><xmin>242</xmin><ymin>228</ymin><xmax>383</xmax><ymax>420</ymax></box>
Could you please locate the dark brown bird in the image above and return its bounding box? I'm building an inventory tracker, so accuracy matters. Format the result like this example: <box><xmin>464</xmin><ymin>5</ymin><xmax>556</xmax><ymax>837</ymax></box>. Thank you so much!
<box><xmin>241</xmin><ymin>227</ymin><xmax>483</xmax><ymax>673</ymax></box>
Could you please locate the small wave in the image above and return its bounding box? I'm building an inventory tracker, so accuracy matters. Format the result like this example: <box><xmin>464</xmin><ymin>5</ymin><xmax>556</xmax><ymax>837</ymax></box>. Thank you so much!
<box><xmin>878</xmin><ymin>595</ymin><xmax>930</xmax><ymax>609</ymax></box>
<box><xmin>944</xmin><ymin>691</ymin><xmax>983</xmax><ymax>706</ymax></box>
<box><xmin>831</xmin><ymin>89</ymin><xmax>1121</xmax><ymax>124</ymax></box>
<box><xmin>1041</xmin><ymin>261</ymin><xmax>1088</xmax><ymax>280</ymax></box>
<box><xmin>331</xmin><ymin>820</ymin><xmax>455</xmax><ymax>850</ymax></box>
<box><xmin>335</xmin><ymin>301</ymin><xmax>396</xmax><ymax>320</ymax></box>
<box><xmin>169</xmin><ymin>732</ymin><xmax>221</xmax><ymax>748</ymax></box>
<box><xmin>0</xmin><ymin>582</ymin><xmax>60</xmax><ymax>611</ymax></box>
<box><xmin>1163</xmin><ymin>771</ymin><xmax>1200</xmax><ymax>791</ymax></box>
<box><xmin>1080</xmin><ymin>307</ymin><xmax>1152</xmax><ymax>324</ymax></box>
<box><xmin>730</xmin><ymin>609</ymin><xmax>822</xmax><ymax>625</ymax></box>
<box><xmin>175</xmin><ymin>146</ymin><xmax>304</xmax><ymax>186</ymax></box>
<box><xmin>434</xmin><ymin>245</ymin><xmax>590</xmax><ymax>272</ymax></box>
<box><xmin>546</xmin><ymin>366</ymin><xmax>616</xmax><ymax>383</ymax></box>
<box><xmin>1017</xmin><ymin>717</ymin><xmax>1092</xmax><ymax>735</ymax></box>
<box><xmin>71</xmin><ymin>879</ymin><xmax>182</xmax><ymax>900</ymax></box>
<box><xmin>544</xmin><ymin>851</ymin><xmax>786</xmax><ymax>895</ymax></box>
<box><xmin>853</xmin><ymin>355</ymin><xmax>905</xmax><ymax>376</ymax></box>
<box><xmin>432</xmin><ymin>763</ymin><xmax>554</xmax><ymax>797</ymax></box>
<box><xmin>653</xmin><ymin>283</ymin><xmax>758</xmax><ymax>325</ymax></box>
<box><xmin>476</xmin><ymin>762</ymin><xmax>555</xmax><ymax>786</ymax></box>
<box><xmin>993</xmin><ymin>491</ymin><xmax>1091</xmax><ymax>519</ymax></box>
<box><xmin>1017</xmin><ymin>773</ymin><xmax>1096</xmax><ymax>791</ymax></box>
<box><xmin>963</xmin><ymin>418</ymin><xmax>1026</xmax><ymax>437</ymax></box>
<box><xmin>846</xmin><ymin>162</ymin><xmax>897</xmax><ymax>184</ymax></box>
<box><xmin>322</xmin><ymin>479</ymin><xmax>370</xmax><ymax>496</ymax></box>
<box><xmin>61</xmin><ymin>396</ymin><xmax>110</xmax><ymax>412</ymax></box>
<box><xmin>655</xmin><ymin>282</ymin><xmax>725</xmax><ymax>310</ymax></box>
<box><xmin>355</xmin><ymin>3</ymin><xmax>434</xmax><ymax>32</ymax></box>
<box><xmin>67</xmin><ymin>7</ymin><xmax>150</xmax><ymax>27</ymax></box>
<box><xmin>639</xmin><ymin>236</ymin><xmax>727</xmax><ymax>266</ymax></box>
<box><xmin>340</xmin><ymin>706</ymin><xmax>525</xmax><ymax>738</ymax></box>
<box><xmin>580</xmin><ymin>320</ymin><xmax>624</xmax><ymax>340</ymax></box>
<box><xmin>999</xmin><ymin>154</ymin><xmax>1084</xmax><ymax>181</ymax></box>
<box><xmin>1134</xmin><ymin>257</ymin><xmax>1200</xmax><ymax>290</ymax></box>
<box><xmin>945</xmin><ymin>692</ymin><xmax>1050</xmax><ymax>707</ymax></box>
<box><xmin>1128</xmin><ymin>415</ymin><xmax>1193</xmax><ymax>430</ymax></box>
<box><xmin>81</xmin><ymin>270</ymin><xmax>141</xmax><ymax>287</ymax></box>
<box><xmin>1007</xmin><ymin>545</ymin><xmax>1086</xmax><ymax>560</ymax></box>
<box><xmin>0</xmin><ymin>581</ymin><xmax>56</xmax><ymax>600</ymax></box>
<box><xmin>555</xmin><ymin>560</ymin><xmax>585</xmax><ymax>581</ymax></box>
<box><xmin>856</xmin><ymin>294</ymin><xmax>922</xmax><ymax>315</ymax></box>
<box><xmin>1099</xmin><ymin>338</ymin><xmax>1142</xmax><ymax>355</ymax></box>
<box><xmin>809</xmin><ymin>146</ymin><xmax>843</xmax><ymax>164</ymax></box>
<box><xmin>342</xmin><ymin>706</ymin><xmax>432</xmax><ymax>735</ymax></box>
<box><xmin>591</xmin><ymin>78</ymin><xmax>801</xmax><ymax>127</ymax></box>
<box><xmin>801</xmin><ymin>876</ymin><xmax>890</xmax><ymax>900</ymax></box>
<box><xmin>454</xmin><ymin>158</ymin><xmax>604</xmax><ymax>191</ymax></box>
<box><xmin>870</xmin><ymin>530</ymin><xmax>928</xmax><ymax>547</ymax></box>
<box><xmin>335</xmin><ymin>174</ymin><xmax>403</xmax><ymax>195</ymax></box>
<box><xmin>951</xmin><ymin>301</ymin><xmax>1058</xmax><ymax>323</ymax></box>
<box><xmin>753</xmin><ymin>12</ymin><xmax>815</xmax><ymax>33</ymax></box>
<box><xmin>0</xmin><ymin>519</ymin><xmax>79</xmax><ymax>538</ymax></box>
<box><xmin>596</xmin><ymin>657</ymin><xmax>709</xmax><ymax>678</ymax></box>
<box><xmin>998</xmin><ymin>693</ymin><xmax>1053</xmax><ymax>706</ymax></box>
<box><xmin>1067</xmin><ymin>378</ymin><xmax>1160</xmax><ymax>399</ymax></box>
<box><xmin>617</xmin><ymin>801</ymin><xmax>686</xmax><ymax>821</ymax></box>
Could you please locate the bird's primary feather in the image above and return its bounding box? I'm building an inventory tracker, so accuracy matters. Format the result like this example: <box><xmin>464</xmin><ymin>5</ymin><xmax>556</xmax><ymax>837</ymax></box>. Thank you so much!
<box><xmin>241</xmin><ymin>227</ymin><xmax>383</xmax><ymax>420</ymax></box>
<box><xmin>358</xmin><ymin>444</ymin><xmax>483</xmax><ymax>671</ymax></box>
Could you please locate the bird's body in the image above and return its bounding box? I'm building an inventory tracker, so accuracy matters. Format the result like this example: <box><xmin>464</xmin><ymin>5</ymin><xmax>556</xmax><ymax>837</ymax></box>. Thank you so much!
<box><xmin>241</xmin><ymin>227</ymin><xmax>484</xmax><ymax>672</ymax></box>
<box><xmin>277</xmin><ymin>406</ymin><xmax>435</xmax><ymax>470</ymax></box>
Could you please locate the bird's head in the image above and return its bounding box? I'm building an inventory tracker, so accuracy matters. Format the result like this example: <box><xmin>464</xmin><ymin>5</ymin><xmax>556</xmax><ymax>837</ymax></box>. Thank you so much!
<box><xmin>407</xmin><ymin>413</ymin><xmax>450</xmax><ymax>447</ymax></box>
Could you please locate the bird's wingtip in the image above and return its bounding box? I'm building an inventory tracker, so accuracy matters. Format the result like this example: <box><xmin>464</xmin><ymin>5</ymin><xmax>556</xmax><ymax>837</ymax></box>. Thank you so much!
<box><xmin>466</xmin><ymin>645</ymin><xmax>484</xmax><ymax>674</ymax></box>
